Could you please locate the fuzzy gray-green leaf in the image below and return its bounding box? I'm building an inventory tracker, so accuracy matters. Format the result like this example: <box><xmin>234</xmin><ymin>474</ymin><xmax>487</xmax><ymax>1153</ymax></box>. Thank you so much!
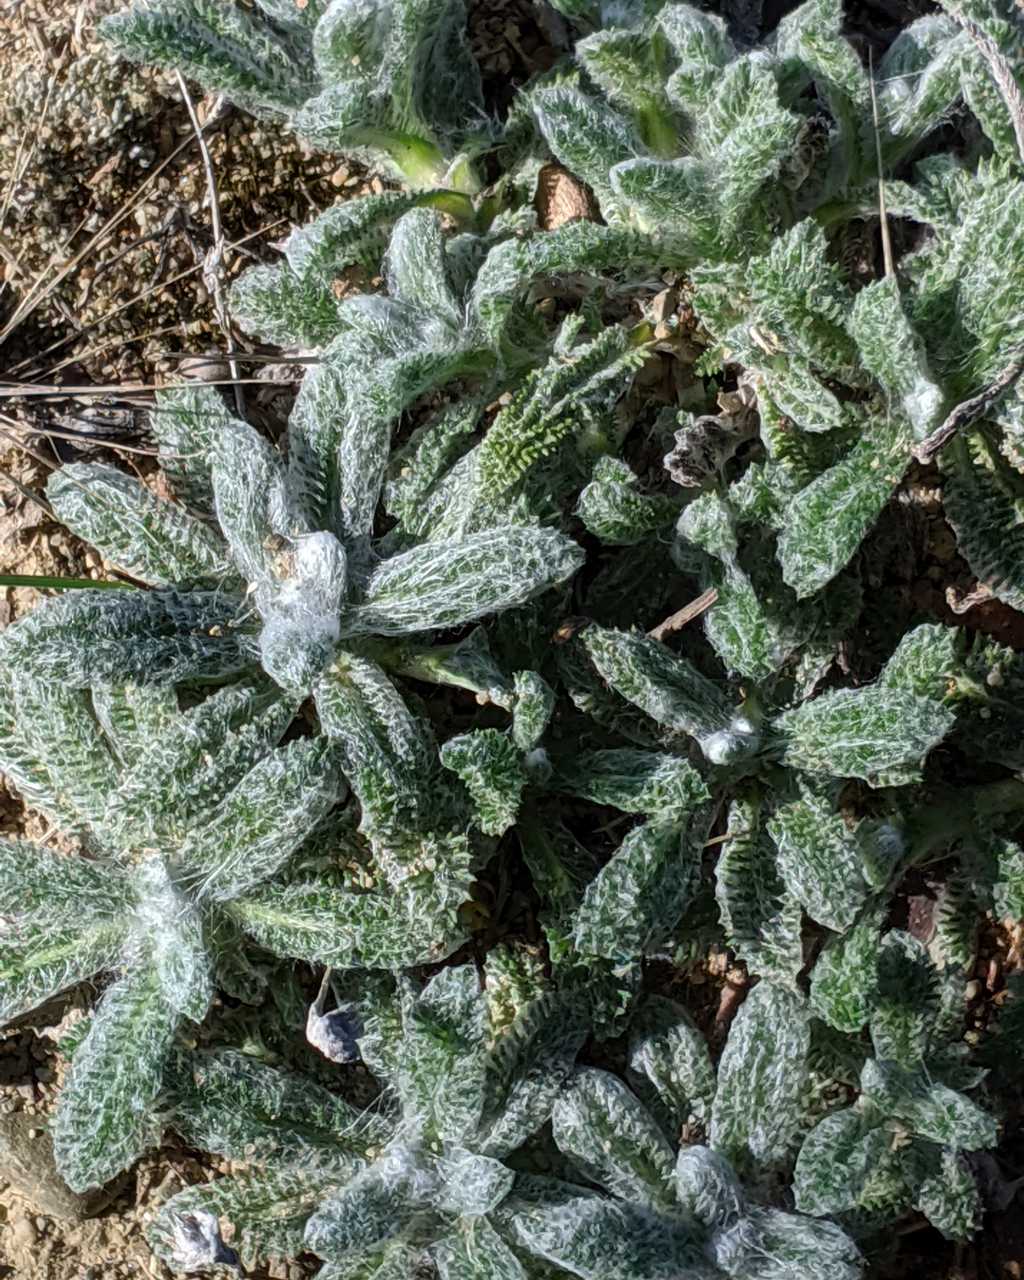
<box><xmin>710</xmin><ymin>982</ymin><xmax>810</xmax><ymax>1172</ymax></box>
<box><xmin>48</xmin><ymin>463</ymin><xmax>233</xmax><ymax>588</ymax></box>
<box><xmin>628</xmin><ymin>996</ymin><xmax>717</xmax><ymax>1135</ymax></box>
<box><xmin>348</xmin><ymin>528</ymin><xmax>584</xmax><ymax>637</ymax></box>
<box><xmin>552</xmin><ymin>1068</ymin><xmax>676</xmax><ymax>1209</ymax></box>
<box><xmin>581</xmin><ymin>626</ymin><xmax>748</xmax><ymax>762</ymax></box>
<box><xmin>716</xmin><ymin>792</ymin><xmax>803</xmax><ymax>989</ymax></box>
<box><xmin>809</xmin><ymin>905</ymin><xmax>883</xmax><ymax>1032</ymax></box>
<box><xmin>572</xmin><ymin>818</ymin><xmax>699</xmax><ymax>961</ymax></box>
<box><xmin>553</xmin><ymin>749</ymin><xmax>709</xmax><ymax>819</ymax></box>
<box><xmin>440</xmin><ymin>729</ymin><xmax>527</xmax><ymax>836</ymax></box>
<box><xmin>51</xmin><ymin>963</ymin><xmax>180</xmax><ymax>1191</ymax></box>
<box><xmin>778</xmin><ymin>419</ymin><xmax>912</xmax><ymax>598</ymax></box>
<box><xmin>793</xmin><ymin>1108</ymin><xmax>889</xmax><ymax>1215</ymax></box>
<box><xmin>775</xmin><ymin>685</ymin><xmax>955</xmax><ymax>784</ymax></box>
<box><xmin>768</xmin><ymin>789</ymin><xmax>869</xmax><ymax>932</ymax></box>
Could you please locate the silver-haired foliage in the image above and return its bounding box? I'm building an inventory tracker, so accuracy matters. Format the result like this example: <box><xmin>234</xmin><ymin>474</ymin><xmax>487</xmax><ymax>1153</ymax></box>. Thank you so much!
<box><xmin>100</xmin><ymin>0</ymin><xmax>487</xmax><ymax>189</ymax></box>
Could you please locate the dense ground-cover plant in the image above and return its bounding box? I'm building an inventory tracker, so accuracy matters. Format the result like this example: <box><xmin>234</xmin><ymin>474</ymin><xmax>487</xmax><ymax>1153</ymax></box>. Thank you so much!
<box><xmin>2</xmin><ymin>0</ymin><xmax>1024</xmax><ymax>1273</ymax></box>
<box><xmin>0</xmin><ymin>668</ymin><xmax>347</xmax><ymax>1190</ymax></box>
<box><xmin>100</xmin><ymin>0</ymin><xmax>488</xmax><ymax>189</ymax></box>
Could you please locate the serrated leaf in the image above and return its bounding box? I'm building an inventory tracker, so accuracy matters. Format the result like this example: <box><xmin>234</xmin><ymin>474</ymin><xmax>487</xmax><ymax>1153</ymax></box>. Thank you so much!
<box><xmin>210</xmin><ymin>415</ymin><xmax>296</xmax><ymax>587</ymax></box>
<box><xmin>47</xmin><ymin>463</ymin><xmax>233</xmax><ymax>588</ymax></box>
<box><xmin>0</xmin><ymin>588</ymin><xmax>253</xmax><ymax>687</ymax></box>
<box><xmin>385</xmin><ymin>207</ymin><xmax>462</xmax><ymax>327</ymax></box>
<box><xmin>109</xmin><ymin>682</ymin><xmax>291</xmax><ymax>848</ymax></box>
<box><xmin>848</xmin><ymin>278</ymin><xmax>945</xmax><ymax>439</ymax></box>
<box><xmin>775</xmin><ymin>685</ymin><xmax>954</xmax><ymax>785</ymax></box>
<box><xmin>716</xmin><ymin>791</ymin><xmax>804</xmax><ymax>989</ymax></box>
<box><xmin>304</xmin><ymin>1142</ymin><xmax>429</xmax><ymax>1262</ymax></box>
<box><xmin>384</xmin><ymin>400</ymin><xmax>482</xmax><ymax>538</ymax></box>
<box><xmin>175</xmin><ymin>737</ymin><xmax>344</xmax><ymax>901</ymax></box>
<box><xmin>860</xmin><ymin>1059</ymin><xmax>998</xmax><ymax>1149</ymax></box>
<box><xmin>551</xmin><ymin>1068</ymin><xmax>676</xmax><ymax>1209</ymax></box>
<box><xmin>553</xmin><ymin>749</ymin><xmax>708</xmax><ymax>819</ymax></box>
<box><xmin>880</xmin><ymin>623</ymin><xmax>960</xmax><ymax>699</ymax></box>
<box><xmin>100</xmin><ymin>0</ymin><xmax>318</xmax><ymax>114</ymax></box>
<box><xmin>433</xmin><ymin>1217</ymin><xmax>527</xmax><ymax>1280</ymax></box>
<box><xmin>915</xmin><ymin>1147</ymin><xmax>981</xmax><ymax>1241</ymax></box>
<box><xmin>226</xmin><ymin>845</ymin><xmax>471</xmax><ymax>970</ymax></box>
<box><xmin>809</xmin><ymin>905</ymin><xmax>883</xmax><ymax>1032</ymax></box>
<box><xmin>148</xmin><ymin>383</ymin><xmax>230</xmax><ymax>513</ymax></box>
<box><xmin>400</xmin><ymin>964</ymin><xmax>488</xmax><ymax>1142</ymax></box>
<box><xmin>503</xmin><ymin>1185</ymin><xmax>709</xmax><ymax>1280</ymax></box>
<box><xmin>743</xmin><ymin>220</ymin><xmax>860</xmax><ymax>386</ymax></box>
<box><xmin>170</xmin><ymin>1048</ymin><xmax>382</xmax><ymax>1170</ymax></box>
<box><xmin>673</xmin><ymin>1146</ymin><xmax>745</xmax><ymax>1234</ymax></box>
<box><xmin>470</xmin><ymin>223</ymin><xmax>659</xmax><ymax>352</ymax></box>
<box><xmin>530</xmin><ymin>84</ymin><xmax>641</xmax><ymax>199</ymax></box>
<box><xmin>347</xmin><ymin>528</ymin><xmax>584</xmax><ymax>637</ymax></box>
<box><xmin>581</xmin><ymin>626</ymin><xmax>751</xmax><ymax>763</ymax></box>
<box><xmin>440</xmin><ymin>729</ymin><xmax>527</xmax><ymax>836</ymax></box>
<box><xmin>610</xmin><ymin>156</ymin><xmax>717</xmax><ymax>246</ymax></box>
<box><xmin>628</xmin><ymin>996</ymin><xmax>716</xmax><ymax>1136</ymax></box>
<box><xmin>577</xmin><ymin>457</ymin><xmax>678</xmax><ymax>545</ymax></box>
<box><xmin>284</xmin><ymin>192</ymin><xmax>451</xmax><ymax>282</ymax></box>
<box><xmin>148</xmin><ymin>1167</ymin><xmax>326</xmax><ymax>1272</ymax></box>
<box><xmin>877</xmin><ymin>16</ymin><xmax>966</xmax><ymax>157</ymax></box>
<box><xmin>9</xmin><ymin>676</ymin><xmax>119</xmax><ymax>834</ymax></box>
<box><xmin>0</xmin><ymin>841</ymin><xmax>127</xmax><ymax>920</ymax></box>
<box><xmin>577</xmin><ymin>28</ymin><xmax>676</xmax><ymax>152</ymax></box>
<box><xmin>314</xmin><ymin>654</ymin><xmax>434</xmax><ymax>848</ymax></box>
<box><xmin>134</xmin><ymin>859</ymin><xmax>212</xmax><ymax>1022</ymax></box>
<box><xmin>942</xmin><ymin>430</ymin><xmax>1024</xmax><ymax>612</ymax></box>
<box><xmin>476</xmin><ymin>991</ymin><xmax>588</xmax><ymax>1158</ymax></box>
<box><xmin>433</xmin><ymin>1150</ymin><xmax>515</xmax><ymax>1216</ymax></box>
<box><xmin>230</xmin><ymin>260</ymin><xmax>343</xmax><ymax>346</ymax></box>
<box><xmin>511</xmin><ymin>670</ymin><xmax>554</xmax><ymax>753</ymax></box>
<box><xmin>0</xmin><ymin>917</ymin><xmax>125</xmax><ymax>1025</ymax></box>
<box><xmin>474</xmin><ymin>326</ymin><xmax>645</xmax><ymax>508</ymax></box>
<box><xmin>710</xmin><ymin>982</ymin><xmax>810</xmax><ymax>1172</ymax></box>
<box><xmin>91</xmin><ymin>683</ymin><xmax>179</xmax><ymax>763</ymax></box>
<box><xmin>314</xmin><ymin>1246</ymin><xmax>421</xmax><ymax>1280</ymax></box>
<box><xmin>715</xmin><ymin>1205</ymin><xmax>862</xmax><ymax>1280</ymax></box>
<box><xmin>51</xmin><ymin>963</ymin><xmax>179</xmax><ymax>1191</ymax></box>
<box><xmin>572</xmin><ymin>817</ymin><xmax>701</xmax><ymax>961</ymax></box>
<box><xmin>869</xmin><ymin>931</ymin><xmax>941</xmax><ymax>1067</ymax></box>
<box><xmin>991</xmin><ymin>836</ymin><xmax>1024</xmax><ymax>921</ymax></box>
<box><xmin>757</xmin><ymin>360</ymin><xmax>846</xmax><ymax>433</ymax></box>
<box><xmin>793</xmin><ymin>1109</ymin><xmax>890</xmax><ymax>1215</ymax></box>
<box><xmin>777</xmin><ymin>419</ymin><xmax>911</xmax><ymax>597</ymax></box>
<box><xmin>768</xmin><ymin>789</ymin><xmax>869</xmax><ymax>933</ymax></box>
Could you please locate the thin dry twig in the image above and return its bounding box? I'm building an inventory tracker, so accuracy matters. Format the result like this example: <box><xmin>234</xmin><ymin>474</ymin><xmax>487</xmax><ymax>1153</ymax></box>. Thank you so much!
<box><xmin>648</xmin><ymin>587</ymin><xmax>719</xmax><ymax>642</ymax></box>
<box><xmin>0</xmin><ymin>423</ymin><xmax>60</xmax><ymax>473</ymax></box>
<box><xmin>9</xmin><ymin>219</ymin><xmax>287</xmax><ymax>380</ymax></box>
<box><xmin>0</xmin><ymin>376</ymin><xmax>298</xmax><ymax>400</ymax></box>
<box><xmin>0</xmin><ymin>463</ymin><xmax>54</xmax><ymax>516</ymax></box>
<box><xmin>174</xmin><ymin>74</ymin><xmax>245</xmax><ymax>418</ymax></box>
<box><xmin>912</xmin><ymin>348</ymin><xmax>1024</xmax><ymax>463</ymax></box>
<box><xmin>951</xmin><ymin>8</ymin><xmax>1024</xmax><ymax>167</ymax></box>
<box><xmin>0</xmin><ymin>415</ymin><xmax>163</xmax><ymax>458</ymax></box>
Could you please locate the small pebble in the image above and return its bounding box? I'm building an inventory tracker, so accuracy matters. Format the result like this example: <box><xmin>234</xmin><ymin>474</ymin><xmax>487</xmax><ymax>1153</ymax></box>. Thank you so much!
<box><xmin>10</xmin><ymin>1216</ymin><xmax>37</xmax><ymax>1247</ymax></box>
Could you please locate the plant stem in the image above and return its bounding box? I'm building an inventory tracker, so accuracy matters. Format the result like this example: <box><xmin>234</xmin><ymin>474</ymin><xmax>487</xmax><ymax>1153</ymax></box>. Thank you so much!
<box><xmin>0</xmin><ymin>573</ymin><xmax>136</xmax><ymax>591</ymax></box>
